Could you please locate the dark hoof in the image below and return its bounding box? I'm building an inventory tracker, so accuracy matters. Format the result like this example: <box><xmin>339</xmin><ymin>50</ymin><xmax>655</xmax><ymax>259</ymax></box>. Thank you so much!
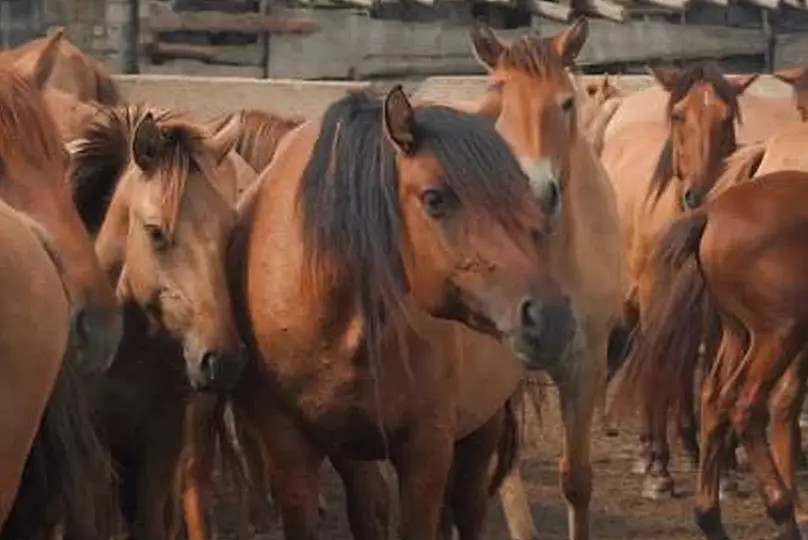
<box><xmin>641</xmin><ymin>474</ymin><xmax>674</xmax><ymax>500</ymax></box>
<box><xmin>719</xmin><ymin>474</ymin><xmax>739</xmax><ymax>500</ymax></box>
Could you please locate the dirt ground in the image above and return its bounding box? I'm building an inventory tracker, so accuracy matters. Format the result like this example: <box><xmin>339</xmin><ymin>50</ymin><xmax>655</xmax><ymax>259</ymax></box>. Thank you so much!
<box><xmin>207</xmin><ymin>382</ymin><xmax>807</xmax><ymax>540</ymax></box>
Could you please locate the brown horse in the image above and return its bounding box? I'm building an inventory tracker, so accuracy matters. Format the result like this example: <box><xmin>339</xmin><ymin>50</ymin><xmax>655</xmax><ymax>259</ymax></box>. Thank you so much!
<box><xmin>614</xmin><ymin>170</ymin><xmax>808</xmax><ymax>540</ymax></box>
<box><xmin>2</xmin><ymin>28</ymin><xmax>121</xmax><ymax>105</ymax></box>
<box><xmin>220</xmin><ymin>85</ymin><xmax>575</xmax><ymax>540</ymax></box>
<box><xmin>66</xmin><ymin>104</ymin><xmax>249</xmax><ymax>540</ymax></box>
<box><xmin>600</xmin><ymin>61</ymin><xmax>758</xmax><ymax>499</ymax></box>
<box><xmin>774</xmin><ymin>65</ymin><xmax>808</xmax><ymax>121</ymax></box>
<box><xmin>0</xmin><ymin>66</ymin><xmax>121</xmax><ymax>373</ymax></box>
<box><xmin>468</xmin><ymin>19</ymin><xmax>625</xmax><ymax>540</ymax></box>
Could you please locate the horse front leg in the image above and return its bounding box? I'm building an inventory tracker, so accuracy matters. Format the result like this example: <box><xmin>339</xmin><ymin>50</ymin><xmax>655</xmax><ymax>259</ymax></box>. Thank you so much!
<box><xmin>330</xmin><ymin>458</ymin><xmax>390</xmax><ymax>540</ymax></box>
<box><xmin>392</xmin><ymin>428</ymin><xmax>454</xmax><ymax>540</ymax></box>
<box><xmin>552</xmin><ymin>337</ymin><xmax>607</xmax><ymax>540</ymax></box>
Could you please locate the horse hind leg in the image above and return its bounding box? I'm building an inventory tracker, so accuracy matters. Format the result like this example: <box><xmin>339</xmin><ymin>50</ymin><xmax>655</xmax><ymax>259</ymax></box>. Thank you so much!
<box><xmin>330</xmin><ymin>458</ymin><xmax>390</xmax><ymax>540</ymax></box>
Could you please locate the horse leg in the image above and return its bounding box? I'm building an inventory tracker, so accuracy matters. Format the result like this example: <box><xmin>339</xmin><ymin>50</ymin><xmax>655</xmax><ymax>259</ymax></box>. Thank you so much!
<box><xmin>391</xmin><ymin>427</ymin><xmax>454</xmax><ymax>540</ymax></box>
<box><xmin>330</xmin><ymin>458</ymin><xmax>390</xmax><ymax>540</ymax></box>
<box><xmin>498</xmin><ymin>470</ymin><xmax>538</xmax><ymax>540</ymax></box>
<box><xmin>677</xmin><ymin>379</ymin><xmax>700</xmax><ymax>471</ymax></box>
<box><xmin>728</xmin><ymin>331</ymin><xmax>802</xmax><ymax>540</ymax></box>
<box><xmin>233</xmin><ymin>415</ymin><xmax>277</xmax><ymax>535</ymax></box>
<box><xmin>553</xmin><ymin>339</ymin><xmax>607</xmax><ymax>540</ymax></box>
<box><xmin>769</xmin><ymin>355</ymin><xmax>808</xmax><ymax>534</ymax></box>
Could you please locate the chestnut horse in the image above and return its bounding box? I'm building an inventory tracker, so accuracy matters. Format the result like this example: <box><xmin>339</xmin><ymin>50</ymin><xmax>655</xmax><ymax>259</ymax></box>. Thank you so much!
<box><xmin>467</xmin><ymin>19</ymin><xmax>625</xmax><ymax>540</ymax></box>
<box><xmin>0</xmin><ymin>70</ymin><xmax>112</xmax><ymax>539</ymax></box>
<box><xmin>599</xmin><ymin>61</ymin><xmax>758</xmax><ymax>500</ymax></box>
<box><xmin>2</xmin><ymin>28</ymin><xmax>121</xmax><ymax>105</ymax></box>
<box><xmin>0</xmin><ymin>62</ymin><xmax>122</xmax><ymax>375</ymax></box>
<box><xmin>614</xmin><ymin>170</ymin><xmax>808</xmax><ymax>540</ymax></box>
<box><xmin>219</xmin><ymin>86</ymin><xmax>576</xmax><ymax>540</ymax></box>
<box><xmin>65</xmin><ymin>105</ymin><xmax>249</xmax><ymax>540</ymax></box>
<box><xmin>773</xmin><ymin>65</ymin><xmax>808</xmax><ymax>121</ymax></box>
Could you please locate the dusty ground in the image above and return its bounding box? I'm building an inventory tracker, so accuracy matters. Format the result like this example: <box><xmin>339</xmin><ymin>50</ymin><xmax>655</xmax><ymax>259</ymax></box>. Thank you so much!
<box><xmin>208</xmin><ymin>382</ymin><xmax>806</xmax><ymax>540</ymax></box>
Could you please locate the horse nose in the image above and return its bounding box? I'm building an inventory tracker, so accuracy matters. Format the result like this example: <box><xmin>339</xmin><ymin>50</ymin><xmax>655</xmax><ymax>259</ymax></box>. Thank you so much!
<box><xmin>683</xmin><ymin>189</ymin><xmax>703</xmax><ymax>209</ymax></box>
<box><xmin>194</xmin><ymin>345</ymin><xmax>248</xmax><ymax>392</ymax></box>
<box><xmin>517</xmin><ymin>295</ymin><xmax>577</xmax><ymax>364</ymax></box>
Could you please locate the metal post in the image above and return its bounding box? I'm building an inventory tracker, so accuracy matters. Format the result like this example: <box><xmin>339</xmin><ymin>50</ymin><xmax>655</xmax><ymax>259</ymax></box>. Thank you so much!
<box><xmin>259</xmin><ymin>0</ymin><xmax>271</xmax><ymax>79</ymax></box>
<box><xmin>0</xmin><ymin>0</ymin><xmax>11</xmax><ymax>49</ymax></box>
<box><xmin>122</xmin><ymin>0</ymin><xmax>141</xmax><ymax>74</ymax></box>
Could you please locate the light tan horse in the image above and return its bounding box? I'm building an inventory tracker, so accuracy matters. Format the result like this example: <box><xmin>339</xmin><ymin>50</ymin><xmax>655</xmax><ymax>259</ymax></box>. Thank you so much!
<box><xmin>468</xmin><ymin>18</ymin><xmax>625</xmax><ymax>540</ymax></box>
<box><xmin>66</xmin><ymin>105</ymin><xmax>250</xmax><ymax>540</ymax></box>
<box><xmin>603</xmin><ymin>69</ymin><xmax>799</xmax><ymax>146</ymax></box>
<box><xmin>773</xmin><ymin>65</ymin><xmax>808</xmax><ymax>121</ymax></box>
<box><xmin>600</xmin><ymin>61</ymin><xmax>758</xmax><ymax>500</ymax></box>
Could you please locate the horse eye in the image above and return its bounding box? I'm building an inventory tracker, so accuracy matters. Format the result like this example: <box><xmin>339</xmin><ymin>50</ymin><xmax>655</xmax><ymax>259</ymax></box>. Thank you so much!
<box><xmin>144</xmin><ymin>224</ymin><xmax>169</xmax><ymax>251</ymax></box>
<box><xmin>421</xmin><ymin>188</ymin><xmax>452</xmax><ymax>218</ymax></box>
<box><xmin>560</xmin><ymin>96</ymin><xmax>574</xmax><ymax>113</ymax></box>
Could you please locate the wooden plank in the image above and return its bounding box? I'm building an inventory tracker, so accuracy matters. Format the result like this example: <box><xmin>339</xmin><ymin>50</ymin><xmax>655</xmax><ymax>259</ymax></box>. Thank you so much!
<box><xmin>698</xmin><ymin>0</ymin><xmax>728</xmax><ymax>6</ymax></box>
<box><xmin>639</xmin><ymin>0</ymin><xmax>689</xmax><ymax>11</ymax></box>
<box><xmin>741</xmin><ymin>0</ymin><xmax>780</xmax><ymax>9</ymax></box>
<box><xmin>148</xmin><ymin>11</ymin><xmax>322</xmax><ymax>34</ymax></box>
<box><xmin>527</xmin><ymin>0</ymin><xmax>573</xmax><ymax>21</ymax></box>
<box><xmin>781</xmin><ymin>0</ymin><xmax>806</xmax><ymax>10</ymax></box>
<box><xmin>587</xmin><ymin>0</ymin><xmax>627</xmax><ymax>21</ymax></box>
<box><xmin>146</xmin><ymin>42</ymin><xmax>216</xmax><ymax>64</ymax></box>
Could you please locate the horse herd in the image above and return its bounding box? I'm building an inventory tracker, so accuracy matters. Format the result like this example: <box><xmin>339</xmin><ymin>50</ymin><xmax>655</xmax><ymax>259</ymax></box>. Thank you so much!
<box><xmin>1</xmin><ymin>16</ymin><xmax>808</xmax><ymax>540</ymax></box>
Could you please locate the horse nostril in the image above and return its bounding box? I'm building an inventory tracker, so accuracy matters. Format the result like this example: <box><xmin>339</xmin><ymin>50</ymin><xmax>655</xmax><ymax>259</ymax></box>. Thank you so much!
<box><xmin>519</xmin><ymin>297</ymin><xmax>542</xmax><ymax>334</ymax></box>
<box><xmin>199</xmin><ymin>351</ymin><xmax>217</xmax><ymax>382</ymax></box>
<box><xmin>683</xmin><ymin>189</ymin><xmax>702</xmax><ymax>209</ymax></box>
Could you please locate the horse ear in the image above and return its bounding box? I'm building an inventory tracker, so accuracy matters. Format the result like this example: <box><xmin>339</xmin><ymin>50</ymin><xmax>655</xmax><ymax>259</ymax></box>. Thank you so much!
<box><xmin>132</xmin><ymin>112</ymin><xmax>166</xmax><ymax>172</ymax></box>
<box><xmin>774</xmin><ymin>66</ymin><xmax>807</xmax><ymax>87</ymax></box>
<box><xmin>470</xmin><ymin>22</ymin><xmax>505</xmax><ymax>71</ymax></box>
<box><xmin>383</xmin><ymin>85</ymin><xmax>417</xmax><ymax>156</ymax></box>
<box><xmin>207</xmin><ymin>112</ymin><xmax>242</xmax><ymax>165</ymax></box>
<box><xmin>550</xmin><ymin>16</ymin><xmax>589</xmax><ymax>67</ymax></box>
<box><xmin>646</xmin><ymin>66</ymin><xmax>680</xmax><ymax>92</ymax></box>
<box><xmin>728</xmin><ymin>73</ymin><xmax>759</xmax><ymax>96</ymax></box>
<box><xmin>16</xmin><ymin>28</ymin><xmax>63</xmax><ymax>90</ymax></box>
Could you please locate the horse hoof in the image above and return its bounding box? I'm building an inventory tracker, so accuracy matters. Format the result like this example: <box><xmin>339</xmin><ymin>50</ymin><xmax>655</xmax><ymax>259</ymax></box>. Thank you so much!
<box><xmin>641</xmin><ymin>475</ymin><xmax>674</xmax><ymax>500</ymax></box>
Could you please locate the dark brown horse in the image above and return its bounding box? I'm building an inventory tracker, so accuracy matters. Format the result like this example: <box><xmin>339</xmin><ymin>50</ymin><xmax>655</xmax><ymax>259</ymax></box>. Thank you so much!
<box><xmin>468</xmin><ymin>19</ymin><xmax>626</xmax><ymax>540</ymax></box>
<box><xmin>221</xmin><ymin>86</ymin><xmax>575</xmax><ymax>540</ymax></box>
<box><xmin>614</xmin><ymin>169</ymin><xmax>808</xmax><ymax>540</ymax></box>
<box><xmin>600</xmin><ymin>61</ymin><xmax>757</xmax><ymax>500</ymax></box>
<box><xmin>0</xmin><ymin>62</ymin><xmax>122</xmax><ymax>375</ymax></box>
<box><xmin>66</xmin><ymin>105</ymin><xmax>249</xmax><ymax>540</ymax></box>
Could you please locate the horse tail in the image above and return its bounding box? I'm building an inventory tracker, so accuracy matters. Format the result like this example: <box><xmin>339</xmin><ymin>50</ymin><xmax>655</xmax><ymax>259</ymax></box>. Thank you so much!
<box><xmin>488</xmin><ymin>396</ymin><xmax>520</xmax><ymax>496</ymax></box>
<box><xmin>2</xmin><ymin>359</ymin><xmax>112</xmax><ymax>540</ymax></box>
<box><xmin>710</xmin><ymin>142</ymin><xmax>766</xmax><ymax>197</ymax></box>
<box><xmin>611</xmin><ymin>209</ymin><xmax>713</xmax><ymax>433</ymax></box>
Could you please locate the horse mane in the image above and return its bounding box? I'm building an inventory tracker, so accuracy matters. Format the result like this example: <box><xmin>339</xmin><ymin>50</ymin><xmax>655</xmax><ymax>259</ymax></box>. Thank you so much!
<box><xmin>499</xmin><ymin>35</ymin><xmax>568</xmax><ymax>79</ymax></box>
<box><xmin>299</xmin><ymin>89</ymin><xmax>532</xmax><ymax>364</ymax></box>
<box><xmin>70</xmin><ymin>104</ymin><xmax>213</xmax><ymax>235</ymax></box>
<box><xmin>647</xmin><ymin>61</ymin><xmax>743</xmax><ymax>205</ymax></box>
<box><xmin>0</xmin><ymin>66</ymin><xmax>65</xmax><ymax>174</ymax></box>
<box><xmin>212</xmin><ymin>109</ymin><xmax>304</xmax><ymax>173</ymax></box>
<box><xmin>708</xmin><ymin>142</ymin><xmax>766</xmax><ymax>199</ymax></box>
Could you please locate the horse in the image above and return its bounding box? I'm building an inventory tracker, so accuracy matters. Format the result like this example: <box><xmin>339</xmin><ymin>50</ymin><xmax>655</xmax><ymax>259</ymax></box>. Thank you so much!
<box><xmin>467</xmin><ymin>18</ymin><xmax>625</xmax><ymax>540</ymax></box>
<box><xmin>613</xmin><ymin>169</ymin><xmax>808</xmax><ymax>540</ymax></box>
<box><xmin>0</xmin><ymin>200</ymin><xmax>110</xmax><ymax>537</ymax></box>
<box><xmin>205</xmin><ymin>108</ymin><xmax>306</xmax><ymax>174</ymax></box>
<box><xmin>773</xmin><ymin>65</ymin><xmax>808</xmax><ymax>121</ymax></box>
<box><xmin>66</xmin><ymin>104</ymin><xmax>250</xmax><ymax>540</ymax></box>
<box><xmin>214</xmin><ymin>85</ymin><xmax>575</xmax><ymax>540</ymax></box>
<box><xmin>602</xmin><ymin>68</ymin><xmax>799</xmax><ymax>147</ymax></box>
<box><xmin>572</xmin><ymin>74</ymin><xmax>624</xmax><ymax>156</ymax></box>
<box><xmin>599</xmin><ymin>60</ymin><xmax>759</xmax><ymax>500</ymax></box>
<box><xmin>0</xmin><ymin>66</ymin><xmax>121</xmax><ymax>373</ymax></box>
<box><xmin>2</xmin><ymin>28</ymin><xmax>121</xmax><ymax>106</ymax></box>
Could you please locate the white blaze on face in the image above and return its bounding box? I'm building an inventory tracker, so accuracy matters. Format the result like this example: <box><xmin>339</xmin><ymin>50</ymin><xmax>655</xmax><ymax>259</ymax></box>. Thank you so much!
<box><xmin>518</xmin><ymin>157</ymin><xmax>562</xmax><ymax>224</ymax></box>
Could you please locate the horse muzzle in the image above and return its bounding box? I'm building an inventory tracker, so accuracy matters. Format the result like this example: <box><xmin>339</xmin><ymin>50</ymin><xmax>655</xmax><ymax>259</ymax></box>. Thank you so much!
<box><xmin>68</xmin><ymin>304</ymin><xmax>124</xmax><ymax>375</ymax></box>
<box><xmin>508</xmin><ymin>294</ymin><xmax>578</xmax><ymax>370</ymax></box>
<box><xmin>187</xmin><ymin>344</ymin><xmax>249</xmax><ymax>393</ymax></box>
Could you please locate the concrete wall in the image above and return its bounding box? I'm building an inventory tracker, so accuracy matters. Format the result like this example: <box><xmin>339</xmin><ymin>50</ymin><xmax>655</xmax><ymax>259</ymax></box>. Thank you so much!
<box><xmin>114</xmin><ymin>73</ymin><xmax>796</xmax><ymax>121</ymax></box>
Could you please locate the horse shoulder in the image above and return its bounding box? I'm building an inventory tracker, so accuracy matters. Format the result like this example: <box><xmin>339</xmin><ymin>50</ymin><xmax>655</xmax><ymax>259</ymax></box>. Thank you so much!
<box><xmin>603</xmin><ymin>86</ymin><xmax>667</xmax><ymax>143</ymax></box>
<box><xmin>755</xmin><ymin>123</ymin><xmax>808</xmax><ymax>176</ymax></box>
<box><xmin>737</xmin><ymin>94</ymin><xmax>802</xmax><ymax>145</ymax></box>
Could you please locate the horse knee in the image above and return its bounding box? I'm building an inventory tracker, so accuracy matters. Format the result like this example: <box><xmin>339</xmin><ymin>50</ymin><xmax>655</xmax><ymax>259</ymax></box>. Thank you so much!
<box><xmin>559</xmin><ymin>464</ymin><xmax>592</xmax><ymax>507</ymax></box>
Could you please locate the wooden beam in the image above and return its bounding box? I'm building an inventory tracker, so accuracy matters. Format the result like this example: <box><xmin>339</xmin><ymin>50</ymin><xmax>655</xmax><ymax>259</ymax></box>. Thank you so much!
<box><xmin>742</xmin><ymin>0</ymin><xmax>780</xmax><ymax>9</ymax></box>
<box><xmin>638</xmin><ymin>0</ymin><xmax>689</xmax><ymax>11</ymax></box>
<box><xmin>149</xmin><ymin>12</ymin><xmax>321</xmax><ymax>35</ymax></box>
<box><xmin>781</xmin><ymin>0</ymin><xmax>806</xmax><ymax>10</ymax></box>
<box><xmin>527</xmin><ymin>0</ymin><xmax>573</xmax><ymax>21</ymax></box>
<box><xmin>586</xmin><ymin>0</ymin><xmax>627</xmax><ymax>21</ymax></box>
<box><xmin>698</xmin><ymin>0</ymin><xmax>728</xmax><ymax>6</ymax></box>
<box><xmin>145</xmin><ymin>42</ymin><xmax>215</xmax><ymax>64</ymax></box>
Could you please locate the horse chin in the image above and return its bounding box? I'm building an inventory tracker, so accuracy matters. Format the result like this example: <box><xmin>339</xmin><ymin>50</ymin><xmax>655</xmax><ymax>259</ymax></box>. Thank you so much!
<box><xmin>505</xmin><ymin>320</ymin><xmax>580</xmax><ymax>372</ymax></box>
